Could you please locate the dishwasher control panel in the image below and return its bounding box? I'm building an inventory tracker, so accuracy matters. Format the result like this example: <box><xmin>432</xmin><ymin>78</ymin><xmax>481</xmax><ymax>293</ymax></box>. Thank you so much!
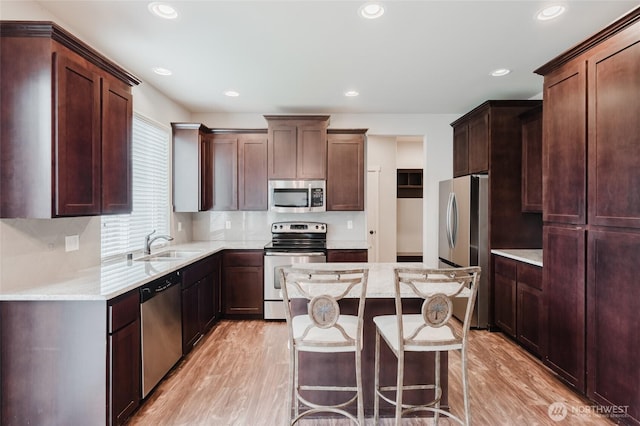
<box><xmin>139</xmin><ymin>271</ymin><xmax>181</xmax><ymax>303</ymax></box>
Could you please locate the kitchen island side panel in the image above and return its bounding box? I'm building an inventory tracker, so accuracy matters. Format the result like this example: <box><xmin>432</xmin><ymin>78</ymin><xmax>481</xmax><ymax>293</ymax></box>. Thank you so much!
<box><xmin>1</xmin><ymin>300</ymin><xmax>107</xmax><ymax>425</ymax></box>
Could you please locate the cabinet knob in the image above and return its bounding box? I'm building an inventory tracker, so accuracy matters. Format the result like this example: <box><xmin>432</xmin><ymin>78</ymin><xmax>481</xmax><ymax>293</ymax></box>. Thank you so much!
<box><xmin>369</xmin><ymin>230</ymin><xmax>375</xmax><ymax>235</ymax></box>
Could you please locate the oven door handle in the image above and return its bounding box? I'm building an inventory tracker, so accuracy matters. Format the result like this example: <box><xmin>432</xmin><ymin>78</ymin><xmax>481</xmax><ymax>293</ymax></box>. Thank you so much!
<box><xmin>265</xmin><ymin>252</ymin><xmax>326</xmax><ymax>257</ymax></box>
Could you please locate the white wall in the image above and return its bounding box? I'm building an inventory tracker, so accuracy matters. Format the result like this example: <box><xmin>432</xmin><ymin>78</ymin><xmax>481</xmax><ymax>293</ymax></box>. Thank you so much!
<box><xmin>0</xmin><ymin>1</ymin><xmax>192</xmax><ymax>291</ymax></box>
<box><xmin>396</xmin><ymin>138</ymin><xmax>424</xmax><ymax>257</ymax></box>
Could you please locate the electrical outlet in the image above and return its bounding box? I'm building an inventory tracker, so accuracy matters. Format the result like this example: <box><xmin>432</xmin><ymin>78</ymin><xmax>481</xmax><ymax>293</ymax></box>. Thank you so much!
<box><xmin>225</xmin><ymin>221</ymin><xmax>232</xmax><ymax>229</ymax></box>
<box><xmin>178</xmin><ymin>222</ymin><xmax>183</xmax><ymax>232</ymax></box>
<box><xmin>347</xmin><ymin>220</ymin><xmax>353</xmax><ymax>229</ymax></box>
<box><xmin>65</xmin><ymin>235</ymin><xmax>79</xmax><ymax>252</ymax></box>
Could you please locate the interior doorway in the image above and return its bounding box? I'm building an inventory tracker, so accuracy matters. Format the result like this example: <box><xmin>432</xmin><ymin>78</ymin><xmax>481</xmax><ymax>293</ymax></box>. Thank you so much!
<box><xmin>366</xmin><ymin>135</ymin><xmax>424</xmax><ymax>263</ymax></box>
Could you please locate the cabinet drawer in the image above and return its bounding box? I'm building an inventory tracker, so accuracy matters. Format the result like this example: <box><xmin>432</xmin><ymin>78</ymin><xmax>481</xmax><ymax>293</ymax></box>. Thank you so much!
<box><xmin>182</xmin><ymin>256</ymin><xmax>215</xmax><ymax>288</ymax></box>
<box><xmin>224</xmin><ymin>250</ymin><xmax>263</xmax><ymax>267</ymax></box>
<box><xmin>108</xmin><ymin>290</ymin><xmax>139</xmax><ymax>333</ymax></box>
<box><xmin>494</xmin><ymin>256</ymin><xmax>517</xmax><ymax>279</ymax></box>
<box><xmin>517</xmin><ymin>263</ymin><xmax>543</xmax><ymax>291</ymax></box>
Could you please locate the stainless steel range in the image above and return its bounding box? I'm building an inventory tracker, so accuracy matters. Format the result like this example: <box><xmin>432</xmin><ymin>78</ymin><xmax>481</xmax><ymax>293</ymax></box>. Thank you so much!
<box><xmin>263</xmin><ymin>221</ymin><xmax>327</xmax><ymax>320</ymax></box>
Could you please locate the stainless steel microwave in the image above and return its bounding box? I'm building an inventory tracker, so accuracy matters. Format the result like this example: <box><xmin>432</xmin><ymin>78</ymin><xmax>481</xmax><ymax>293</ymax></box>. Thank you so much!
<box><xmin>268</xmin><ymin>180</ymin><xmax>326</xmax><ymax>213</ymax></box>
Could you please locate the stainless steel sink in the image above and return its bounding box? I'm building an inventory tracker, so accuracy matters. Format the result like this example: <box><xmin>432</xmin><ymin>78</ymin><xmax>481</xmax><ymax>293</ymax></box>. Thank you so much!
<box><xmin>135</xmin><ymin>250</ymin><xmax>202</xmax><ymax>261</ymax></box>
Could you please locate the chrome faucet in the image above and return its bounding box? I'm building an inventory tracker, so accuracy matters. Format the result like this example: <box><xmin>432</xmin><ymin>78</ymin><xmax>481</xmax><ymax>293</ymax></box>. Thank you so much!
<box><xmin>144</xmin><ymin>230</ymin><xmax>174</xmax><ymax>255</ymax></box>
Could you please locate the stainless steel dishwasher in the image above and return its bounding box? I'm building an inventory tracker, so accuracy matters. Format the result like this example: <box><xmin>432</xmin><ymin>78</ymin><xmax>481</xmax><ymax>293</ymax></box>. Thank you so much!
<box><xmin>140</xmin><ymin>271</ymin><xmax>183</xmax><ymax>398</ymax></box>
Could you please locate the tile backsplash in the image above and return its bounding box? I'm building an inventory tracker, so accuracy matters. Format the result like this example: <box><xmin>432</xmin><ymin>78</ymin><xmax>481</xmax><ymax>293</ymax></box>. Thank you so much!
<box><xmin>192</xmin><ymin>211</ymin><xmax>366</xmax><ymax>242</ymax></box>
<box><xmin>0</xmin><ymin>217</ymin><xmax>101</xmax><ymax>292</ymax></box>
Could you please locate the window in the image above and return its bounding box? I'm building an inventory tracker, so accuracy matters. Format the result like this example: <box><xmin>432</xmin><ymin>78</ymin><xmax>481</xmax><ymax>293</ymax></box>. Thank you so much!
<box><xmin>101</xmin><ymin>113</ymin><xmax>170</xmax><ymax>260</ymax></box>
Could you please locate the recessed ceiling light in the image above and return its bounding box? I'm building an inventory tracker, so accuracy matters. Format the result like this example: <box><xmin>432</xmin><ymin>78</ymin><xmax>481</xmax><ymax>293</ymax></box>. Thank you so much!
<box><xmin>152</xmin><ymin>67</ymin><xmax>172</xmax><ymax>76</ymax></box>
<box><xmin>224</xmin><ymin>90</ymin><xmax>240</xmax><ymax>97</ymax></box>
<box><xmin>490</xmin><ymin>68</ymin><xmax>511</xmax><ymax>77</ymax></box>
<box><xmin>359</xmin><ymin>2</ymin><xmax>384</xmax><ymax>19</ymax></box>
<box><xmin>345</xmin><ymin>90</ymin><xmax>359</xmax><ymax>97</ymax></box>
<box><xmin>148</xmin><ymin>2</ymin><xmax>178</xmax><ymax>20</ymax></box>
<box><xmin>536</xmin><ymin>5</ymin><xmax>566</xmax><ymax>21</ymax></box>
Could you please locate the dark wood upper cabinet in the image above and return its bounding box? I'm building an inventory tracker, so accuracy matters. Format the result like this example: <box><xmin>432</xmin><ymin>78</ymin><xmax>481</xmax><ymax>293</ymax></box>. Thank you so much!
<box><xmin>541</xmin><ymin>61</ymin><xmax>587</xmax><ymax>225</ymax></box>
<box><xmin>452</xmin><ymin>124</ymin><xmax>469</xmax><ymax>177</ymax></box>
<box><xmin>327</xmin><ymin>130</ymin><xmax>366</xmax><ymax>211</ymax></box>
<box><xmin>467</xmin><ymin>111</ymin><xmax>489</xmax><ymax>174</ymax></box>
<box><xmin>102</xmin><ymin>75</ymin><xmax>134</xmax><ymax>214</ymax></box>
<box><xmin>519</xmin><ymin>106</ymin><xmax>543</xmax><ymax>213</ymax></box>
<box><xmin>587</xmin><ymin>28</ymin><xmax>640</xmax><ymax>229</ymax></box>
<box><xmin>212</xmin><ymin>134</ymin><xmax>239</xmax><ymax>211</ymax></box>
<box><xmin>0</xmin><ymin>21</ymin><xmax>139</xmax><ymax>218</ymax></box>
<box><xmin>54</xmin><ymin>52</ymin><xmax>102</xmax><ymax>216</ymax></box>
<box><xmin>265</xmin><ymin>115</ymin><xmax>329</xmax><ymax>179</ymax></box>
<box><xmin>238</xmin><ymin>133</ymin><xmax>268</xmax><ymax>211</ymax></box>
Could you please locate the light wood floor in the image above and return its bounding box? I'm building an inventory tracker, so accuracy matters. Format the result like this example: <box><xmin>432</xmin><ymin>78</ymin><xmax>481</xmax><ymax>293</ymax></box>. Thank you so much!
<box><xmin>129</xmin><ymin>320</ymin><xmax>611</xmax><ymax>425</ymax></box>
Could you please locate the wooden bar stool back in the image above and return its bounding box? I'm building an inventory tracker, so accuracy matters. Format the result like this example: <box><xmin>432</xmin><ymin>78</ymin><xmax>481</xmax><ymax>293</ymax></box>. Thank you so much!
<box><xmin>280</xmin><ymin>267</ymin><xmax>369</xmax><ymax>425</ymax></box>
<box><xmin>373</xmin><ymin>266</ymin><xmax>481</xmax><ymax>425</ymax></box>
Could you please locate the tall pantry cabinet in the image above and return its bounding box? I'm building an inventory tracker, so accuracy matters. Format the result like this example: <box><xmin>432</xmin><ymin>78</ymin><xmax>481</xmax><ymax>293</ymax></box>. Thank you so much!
<box><xmin>535</xmin><ymin>7</ymin><xmax>640</xmax><ymax>423</ymax></box>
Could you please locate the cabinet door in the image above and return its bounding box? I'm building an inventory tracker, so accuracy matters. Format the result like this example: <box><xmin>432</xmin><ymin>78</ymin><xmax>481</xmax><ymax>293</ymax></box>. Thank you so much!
<box><xmin>297</xmin><ymin>121</ymin><xmax>327</xmax><ymax>179</ymax></box>
<box><xmin>493</xmin><ymin>256</ymin><xmax>517</xmax><ymax>337</ymax></box>
<box><xmin>212</xmin><ymin>135</ymin><xmax>238</xmax><ymax>210</ymax></box>
<box><xmin>200</xmin><ymin>135</ymin><xmax>213</xmax><ymax>211</ymax></box>
<box><xmin>326</xmin><ymin>249</ymin><xmax>368</xmax><ymax>263</ymax></box>
<box><xmin>543</xmin><ymin>225</ymin><xmax>586</xmax><ymax>392</ymax></box>
<box><xmin>516</xmin><ymin>263</ymin><xmax>543</xmax><ymax>357</ymax></box>
<box><xmin>327</xmin><ymin>133</ymin><xmax>364</xmax><ymax>211</ymax></box>
<box><xmin>452</xmin><ymin>124</ymin><xmax>469</xmax><ymax>177</ymax></box>
<box><xmin>587</xmin><ymin>230</ymin><xmax>640</xmax><ymax>422</ymax></box>
<box><xmin>102</xmin><ymin>77</ymin><xmax>133</xmax><ymax>214</ymax></box>
<box><xmin>268</xmin><ymin>123</ymin><xmax>297</xmax><ymax>178</ymax></box>
<box><xmin>588</xmin><ymin>29</ymin><xmax>640</xmax><ymax>229</ymax></box>
<box><xmin>54</xmin><ymin>53</ymin><xmax>102</xmax><ymax>216</ymax></box>
<box><xmin>198</xmin><ymin>273</ymin><xmax>215</xmax><ymax>332</ymax></box>
<box><xmin>223</xmin><ymin>251</ymin><xmax>263</xmax><ymax>317</ymax></box>
<box><xmin>467</xmin><ymin>112</ymin><xmax>489</xmax><ymax>174</ymax></box>
<box><xmin>109</xmin><ymin>319</ymin><xmax>140</xmax><ymax>425</ymax></box>
<box><xmin>521</xmin><ymin>108</ymin><xmax>543</xmax><ymax>212</ymax></box>
<box><xmin>238</xmin><ymin>134</ymin><xmax>268</xmax><ymax>210</ymax></box>
<box><xmin>182</xmin><ymin>281</ymin><xmax>200</xmax><ymax>354</ymax></box>
<box><xmin>543</xmin><ymin>61</ymin><xmax>587</xmax><ymax>224</ymax></box>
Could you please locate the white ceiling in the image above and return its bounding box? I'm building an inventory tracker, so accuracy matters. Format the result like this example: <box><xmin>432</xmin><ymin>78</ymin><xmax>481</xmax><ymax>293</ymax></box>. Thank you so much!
<box><xmin>32</xmin><ymin>0</ymin><xmax>640</xmax><ymax>115</ymax></box>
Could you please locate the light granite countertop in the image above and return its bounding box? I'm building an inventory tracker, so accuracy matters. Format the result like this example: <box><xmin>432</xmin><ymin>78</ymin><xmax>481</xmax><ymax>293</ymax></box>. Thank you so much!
<box><xmin>0</xmin><ymin>240</ymin><xmax>369</xmax><ymax>302</ymax></box>
<box><xmin>287</xmin><ymin>262</ymin><xmax>471</xmax><ymax>299</ymax></box>
<box><xmin>0</xmin><ymin>241</ymin><xmax>266</xmax><ymax>302</ymax></box>
<box><xmin>491</xmin><ymin>249</ymin><xmax>543</xmax><ymax>267</ymax></box>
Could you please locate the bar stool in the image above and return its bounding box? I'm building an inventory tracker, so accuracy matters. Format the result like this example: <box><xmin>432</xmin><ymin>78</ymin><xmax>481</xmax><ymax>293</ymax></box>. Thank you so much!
<box><xmin>279</xmin><ymin>267</ymin><xmax>369</xmax><ymax>425</ymax></box>
<box><xmin>373</xmin><ymin>266</ymin><xmax>481</xmax><ymax>425</ymax></box>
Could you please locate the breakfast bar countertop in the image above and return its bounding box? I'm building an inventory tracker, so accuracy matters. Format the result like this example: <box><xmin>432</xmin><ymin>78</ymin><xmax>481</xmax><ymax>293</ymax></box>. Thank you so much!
<box><xmin>491</xmin><ymin>249</ymin><xmax>543</xmax><ymax>267</ymax></box>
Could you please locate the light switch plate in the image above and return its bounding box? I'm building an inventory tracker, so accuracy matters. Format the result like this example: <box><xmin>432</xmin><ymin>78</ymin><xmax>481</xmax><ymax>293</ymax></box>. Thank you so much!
<box><xmin>347</xmin><ymin>220</ymin><xmax>353</xmax><ymax>229</ymax></box>
<box><xmin>65</xmin><ymin>235</ymin><xmax>79</xmax><ymax>252</ymax></box>
<box><xmin>225</xmin><ymin>221</ymin><xmax>232</xmax><ymax>229</ymax></box>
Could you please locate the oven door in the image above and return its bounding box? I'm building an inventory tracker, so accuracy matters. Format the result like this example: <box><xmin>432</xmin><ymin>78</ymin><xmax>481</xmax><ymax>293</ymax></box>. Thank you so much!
<box><xmin>263</xmin><ymin>251</ymin><xmax>326</xmax><ymax>319</ymax></box>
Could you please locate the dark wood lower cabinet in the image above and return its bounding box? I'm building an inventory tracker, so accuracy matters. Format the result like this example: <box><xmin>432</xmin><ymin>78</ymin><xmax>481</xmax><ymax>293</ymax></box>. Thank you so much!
<box><xmin>587</xmin><ymin>229</ymin><xmax>640</xmax><ymax>424</ymax></box>
<box><xmin>326</xmin><ymin>249</ymin><xmax>368</xmax><ymax>263</ymax></box>
<box><xmin>223</xmin><ymin>250</ymin><xmax>264</xmax><ymax>318</ymax></box>
<box><xmin>543</xmin><ymin>225</ymin><xmax>586</xmax><ymax>392</ymax></box>
<box><xmin>493</xmin><ymin>256</ymin><xmax>517</xmax><ymax>338</ymax></box>
<box><xmin>516</xmin><ymin>263</ymin><xmax>543</xmax><ymax>357</ymax></box>
<box><xmin>182</xmin><ymin>254</ymin><xmax>220</xmax><ymax>355</ymax></box>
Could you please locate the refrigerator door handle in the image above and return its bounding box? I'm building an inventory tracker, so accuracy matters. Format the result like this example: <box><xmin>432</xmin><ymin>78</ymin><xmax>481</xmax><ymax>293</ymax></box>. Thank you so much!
<box><xmin>446</xmin><ymin>192</ymin><xmax>455</xmax><ymax>249</ymax></box>
<box><xmin>451</xmin><ymin>192</ymin><xmax>458</xmax><ymax>248</ymax></box>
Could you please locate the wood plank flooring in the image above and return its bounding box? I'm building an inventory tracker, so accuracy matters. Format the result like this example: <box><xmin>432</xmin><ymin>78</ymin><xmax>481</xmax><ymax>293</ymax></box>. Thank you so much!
<box><xmin>128</xmin><ymin>320</ymin><xmax>612</xmax><ymax>425</ymax></box>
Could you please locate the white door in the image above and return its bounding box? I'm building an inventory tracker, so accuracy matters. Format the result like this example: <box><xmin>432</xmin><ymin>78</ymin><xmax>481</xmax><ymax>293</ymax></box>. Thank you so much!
<box><xmin>367</xmin><ymin>166</ymin><xmax>381</xmax><ymax>262</ymax></box>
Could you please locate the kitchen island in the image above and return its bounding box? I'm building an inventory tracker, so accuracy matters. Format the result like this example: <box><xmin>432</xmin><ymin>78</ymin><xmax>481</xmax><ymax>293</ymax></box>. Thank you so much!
<box><xmin>289</xmin><ymin>262</ymin><xmax>450</xmax><ymax>418</ymax></box>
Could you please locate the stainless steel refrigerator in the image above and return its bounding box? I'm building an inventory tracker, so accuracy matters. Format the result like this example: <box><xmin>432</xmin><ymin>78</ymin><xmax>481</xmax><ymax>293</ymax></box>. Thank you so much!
<box><xmin>438</xmin><ymin>175</ymin><xmax>489</xmax><ymax>328</ymax></box>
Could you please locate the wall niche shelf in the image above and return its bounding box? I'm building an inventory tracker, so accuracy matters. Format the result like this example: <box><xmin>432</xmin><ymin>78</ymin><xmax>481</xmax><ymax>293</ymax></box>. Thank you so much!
<box><xmin>397</xmin><ymin>169</ymin><xmax>423</xmax><ymax>198</ymax></box>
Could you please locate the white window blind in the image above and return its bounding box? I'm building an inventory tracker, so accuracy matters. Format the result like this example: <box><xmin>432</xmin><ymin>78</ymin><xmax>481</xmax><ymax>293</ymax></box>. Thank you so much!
<box><xmin>101</xmin><ymin>113</ymin><xmax>170</xmax><ymax>260</ymax></box>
